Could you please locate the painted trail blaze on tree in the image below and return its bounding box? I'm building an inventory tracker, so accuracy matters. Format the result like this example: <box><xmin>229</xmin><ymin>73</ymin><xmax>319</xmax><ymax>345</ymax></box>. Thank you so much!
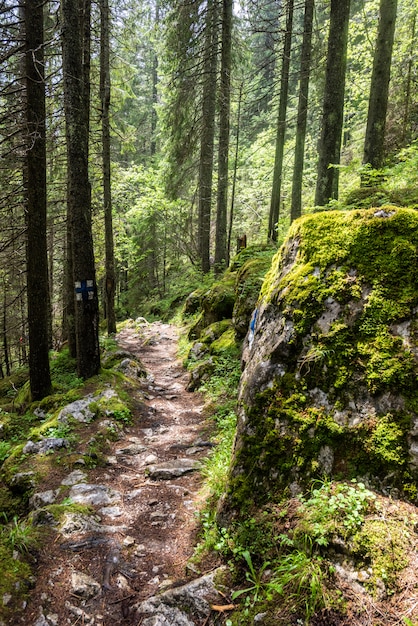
<box><xmin>62</xmin><ymin>0</ymin><xmax>100</xmax><ymax>380</ymax></box>
<box><xmin>75</xmin><ymin>280</ymin><xmax>94</xmax><ymax>301</ymax></box>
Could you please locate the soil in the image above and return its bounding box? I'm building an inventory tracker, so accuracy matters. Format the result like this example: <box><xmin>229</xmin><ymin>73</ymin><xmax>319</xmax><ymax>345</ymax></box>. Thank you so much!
<box><xmin>14</xmin><ymin>322</ymin><xmax>220</xmax><ymax>626</ymax></box>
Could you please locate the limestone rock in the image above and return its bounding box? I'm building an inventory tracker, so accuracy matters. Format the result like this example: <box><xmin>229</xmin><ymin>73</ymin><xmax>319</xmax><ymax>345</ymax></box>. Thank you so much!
<box><xmin>146</xmin><ymin>458</ymin><xmax>200</xmax><ymax>480</ymax></box>
<box><xmin>29</xmin><ymin>490</ymin><xmax>59</xmax><ymax>510</ymax></box>
<box><xmin>69</xmin><ymin>483</ymin><xmax>121</xmax><ymax>506</ymax></box>
<box><xmin>23</xmin><ymin>438</ymin><xmax>69</xmax><ymax>455</ymax></box>
<box><xmin>135</xmin><ymin>568</ymin><xmax>225</xmax><ymax>625</ymax></box>
<box><xmin>223</xmin><ymin>208</ymin><xmax>418</xmax><ymax>512</ymax></box>
<box><xmin>70</xmin><ymin>571</ymin><xmax>101</xmax><ymax>599</ymax></box>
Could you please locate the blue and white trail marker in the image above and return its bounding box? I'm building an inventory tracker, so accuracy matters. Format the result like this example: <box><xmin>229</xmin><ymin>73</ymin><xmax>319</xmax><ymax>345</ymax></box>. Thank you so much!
<box><xmin>75</xmin><ymin>280</ymin><xmax>94</xmax><ymax>302</ymax></box>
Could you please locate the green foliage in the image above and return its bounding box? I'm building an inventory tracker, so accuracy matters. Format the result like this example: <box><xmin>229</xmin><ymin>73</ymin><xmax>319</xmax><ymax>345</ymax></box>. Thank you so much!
<box><xmin>49</xmin><ymin>349</ymin><xmax>83</xmax><ymax>391</ymax></box>
<box><xmin>200</xmin><ymin>403</ymin><xmax>237</xmax><ymax>500</ymax></box>
<box><xmin>298</xmin><ymin>480</ymin><xmax>377</xmax><ymax>545</ymax></box>
<box><xmin>0</xmin><ymin>441</ymin><xmax>11</xmax><ymax>462</ymax></box>
<box><xmin>0</xmin><ymin>515</ymin><xmax>40</xmax><ymax>556</ymax></box>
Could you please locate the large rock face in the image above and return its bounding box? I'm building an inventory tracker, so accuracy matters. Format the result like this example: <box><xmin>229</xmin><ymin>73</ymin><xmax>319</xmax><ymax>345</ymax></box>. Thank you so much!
<box><xmin>224</xmin><ymin>208</ymin><xmax>418</xmax><ymax>513</ymax></box>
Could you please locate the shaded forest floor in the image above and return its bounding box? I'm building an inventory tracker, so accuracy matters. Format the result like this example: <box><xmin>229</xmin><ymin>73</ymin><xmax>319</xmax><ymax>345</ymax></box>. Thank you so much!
<box><xmin>14</xmin><ymin>322</ymin><xmax>222</xmax><ymax>626</ymax></box>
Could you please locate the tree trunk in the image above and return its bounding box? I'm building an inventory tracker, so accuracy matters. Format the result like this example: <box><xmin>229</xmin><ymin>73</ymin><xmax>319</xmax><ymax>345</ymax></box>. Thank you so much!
<box><xmin>363</xmin><ymin>0</ymin><xmax>398</xmax><ymax>169</ymax></box>
<box><xmin>215</xmin><ymin>0</ymin><xmax>233</xmax><ymax>273</ymax></box>
<box><xmin>62</xmin><ymin>0</ymin><xmax>100</xmax><ymax>379</ymax></box>
<box><xmin>228</xmin><ymin>82</ymin><xmax>243</xmax><ymax>260</ymax></box>
<box><xmin>290</xmin><ymin>0</ymin><xmax>314</xmax><ymax>223</ymax></box>
<box><xmin>402</xmin><ymin>11</ymin><xmax>416</xmax><ymax>143</ymax></box>
<box><xmin>267</xmin><ymin>0</ymin><xmax>294</xmax><ymax>242</ymax></box>
<box><xmin>100</xmin><ymin>0</ymin><xmax>116</xmax><ymax>335</ymax></box>
<box><xmin>24</xmin><ymin>0</ymin><xmax>52</xmax><ymax>400</ymax></box>
<box><xmin>315</xmin><ymin>0</ymin><xmax>351</xmax><ymax>206</ymax></box>
<box><xmin>198</xmin><ymin>0</ymin><xmax>218</xmax><ymax>274</ymax></box>
<box><xmin>151</xmin><ymin>2</ymin><xmax>159</xmax><ymax>157</ymax></box>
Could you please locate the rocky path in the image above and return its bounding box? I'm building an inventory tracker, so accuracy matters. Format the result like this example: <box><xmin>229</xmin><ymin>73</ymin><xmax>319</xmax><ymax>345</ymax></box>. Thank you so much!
<box><xmin>19</xmin><ymin>322</ymin><xmax>224</xmax><ymax>626</ymax></box>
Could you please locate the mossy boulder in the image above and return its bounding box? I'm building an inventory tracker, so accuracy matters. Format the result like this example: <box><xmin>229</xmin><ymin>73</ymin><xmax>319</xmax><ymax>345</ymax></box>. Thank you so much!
<box><xmin>201</xmin><ymin>273</ymin><xmax>236</xmax><ymax>327</ymax></box>
<box><xmin>187</xmin><ymin>276</ymin><xmax>235</xmax><ymax>340</ymax></box>
<box><xmin>210</xmin><ymin>327</ymin><xmax>240</xmax><ymax>357</ymax></box>
<box><xmin>223</xmin><ymin>208</ymin><xmax>418</xmax><ymax>514</ymax></box>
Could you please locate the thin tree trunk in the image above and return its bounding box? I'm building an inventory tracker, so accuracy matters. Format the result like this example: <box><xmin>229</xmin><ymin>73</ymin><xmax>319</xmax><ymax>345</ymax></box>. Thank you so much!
<box><xmin>100</xmin><ymin>0</ymin><xmax>116</xmax><ymax>335</ymax></box>
<box><xmin>215</xmin><ymin>0</ymin><xmax>233</xmax><ymax>272</ymax></box>
<box><xmin>24</xmin><ymin>0</ymin><xmax>52</xmax><ymax>399</ymax></box>
<box><xmin>151</xmin><ymin>2</ymin><xmax>159</xmax><ymax>156</ymax></box>
<box><xmin>363</xmin><ymin>0</ymin><xmax>398</xmax><ymax>168</ymax></box>
<box><xmin>315</xmin><ymin>0</ymin><xmax>351</xmax><ymax>206</ymax></box>
<box><xmin>290</xmin><ymin>0</ymin><xmax>314</xmax><ymax>223</ymax></box>
<box><xmin>402</xmin><ymin>12</ymin><xmax>416</xmax><ymax>143</ymax></box>
<box><xmin>3</xmin><ymin>287</ymin><xmax>10</xmax><ymax>377</ymax></box>
<box><xmin>228</xmin><ymin>82</ymin><xmax>243</xmax><ymax>260</ymax></box>
<box><xmin>62</xmin><ymin>0</ymin><xmax>100</xmax><ymax>379</ymax></box>
<box><xmin>268</xmin><ymin>0</ymin><xmax>294</xmax><ymax>242</ymax></box>
<box><xmin>198</xmin><ymin>0</ymin><xmax>218</xmax><ymax>274</ymax></box>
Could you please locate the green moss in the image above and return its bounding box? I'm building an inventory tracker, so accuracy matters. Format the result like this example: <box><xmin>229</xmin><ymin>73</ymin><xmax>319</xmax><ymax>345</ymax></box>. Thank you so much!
<box><xmin>0</xmin><ymin>542</ymin><xmax>32</xmax><ymax>621</ymax></box>
<box><xmin>201</xmin><ymin>273</ymin><xmax>236</xmax><ymax>327</ymax></box>
<box><xmin>200</xmin><ymin>319</ymin><xmax>232</xmax><ymax>345</ymax></box>
<box><xmin>210</xmin><ymin>328</ymin><xmax>240</xmax><ymax>357</ymax></box>
<box><xmin>363</xmin><ymin>414</ymin><xmax>407</xmax><ymax>466</ymax></box>
<box><xmin>227</xmin><ymin>378</ymin><xmax>416</xmax><ymax>511</ymax></box>
<box><xmin>352</xmin><ymin>518</ymin><xmax>411</xmax><ymax>595</ymax></box>
<box><xmin>86</xmin><ymin>391</ymin><xmax>132</xmax><ymax>425</ymax></box>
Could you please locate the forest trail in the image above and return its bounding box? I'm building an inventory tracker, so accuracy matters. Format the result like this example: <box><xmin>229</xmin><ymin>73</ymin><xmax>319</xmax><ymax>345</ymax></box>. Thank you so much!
<box><xmin>20</xmin><ymin>322</ymin><xmax>217</xmax><ymax>626</ymax></box>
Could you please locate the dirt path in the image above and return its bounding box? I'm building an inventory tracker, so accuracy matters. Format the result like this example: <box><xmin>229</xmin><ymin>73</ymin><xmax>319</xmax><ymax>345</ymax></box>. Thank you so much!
<box><xmin>19</xmin><ymin>322</ymin><xmax>215</xmax><ymax>626</ymax></box>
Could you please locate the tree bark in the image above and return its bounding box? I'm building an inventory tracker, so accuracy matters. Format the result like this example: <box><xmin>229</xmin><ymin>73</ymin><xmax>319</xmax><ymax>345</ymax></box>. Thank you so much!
<box><xmin>198</xmin><ymin>0</ymin><xmax>218</xmax><ymax>274</ymax></box>
<box><xmin>363</xmin><ymin>0</ymin><xmax>398</xmax><ymax>169</ymax></box>
<box><xmin>228</xmin><ymin>82</ymin><xmax>243</xmax><ymax>260</ymax></box>
<box><xmin>290</xmin><ymin>0</ymin><xmax>314</xmax><ymax>223</ymax></box>
<box><xmin>268</xmin><ymin>0</ymin><xmax>294</xmax><ymax>242</ymax></box>
<box><xmin>100</xmin><ymin>0</ymin><xmax>116</xmax><ymax>335</ymax></box>
<box><xmin>62</xmin><ymin>0</ymin><xmax>100</xmax><ymax>379</ymax></box>
<box><xmin>214</xmin><ymin>0</ymin><xmax>233</xmax><ymax>272</ymax></box>
<box><xmin>315</xmin><ymin>0</ymin><xmax>351</xmax><ymax>206</ymax></box>
<box><xmin>24</xmin><ymin>0</ymin><xmax>52</xmax><ymax>400</ymax></box>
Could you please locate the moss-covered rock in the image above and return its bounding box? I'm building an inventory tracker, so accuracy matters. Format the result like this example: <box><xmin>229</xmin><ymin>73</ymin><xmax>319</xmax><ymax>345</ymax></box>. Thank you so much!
<box><xmin>223</xmin><ymin>208</ymin><xmax>418</xmax><ymax>514</ymax></box>
<box><xmin>201</xmin><ymin>273</ymin><xmax>236</xmax><ymax>327</ymax></box>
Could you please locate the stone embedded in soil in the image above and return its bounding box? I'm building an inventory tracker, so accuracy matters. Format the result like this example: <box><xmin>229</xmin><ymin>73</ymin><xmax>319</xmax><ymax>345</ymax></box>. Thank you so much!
<box><xmin>60</xmin><ymin>470</ymin><xmax>87</xmax><ymax>486</ymax></box>
<box><xmin>70</xmin><ymin>571</ymin><xmax>101</xmax><ymax>599</ymax></box>
<box><xmin>146</xmin><ymin>458</ymin><xmax>200</xmax><ymax>480</ymax></box>
<box><xmin>99</xmin><ymin>506</ymin><xmax>123</xmax><ymax>518</ymax></box>
<box><xmin>135</xmin><ymin>567</ymin><xmax>226</xmax><ymax>625</ymax></box>
<box><xmin>59</xmin><ymin>513</ymin><xmax>127</xmax><ymax>537</ymax></box>
<box><xmin>115</xmin><ymin>443</ymin><xmax>147</xmax><ymax>455</ymax></box>
<box><xmin>23</xmin><ymin>438</ymin><xmax>69</xmax><ymax>455</ymax></box>
<box><xmin>69</xmin><ymin>483</ymin><xmax>121</xmax><ymax>506</ymax></box>
<box><xmin>29</xmin><ymin>490</ymin><xmax>59</xmax><ymax>510</ymax></box>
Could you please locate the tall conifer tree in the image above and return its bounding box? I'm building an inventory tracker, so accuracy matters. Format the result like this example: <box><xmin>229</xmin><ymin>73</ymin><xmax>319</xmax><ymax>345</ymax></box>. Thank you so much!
<box><xmin>62</xmin><ymin>0</ymin><xmax>100</xmax><ymax>379</ymax></box>
<box><xmin>315</xmin><ymin>0</ymin><xmax>351</xmax><ymax>206</ymax></box>
<box><xmin>24</xmin><ymin>0</ymin><xmax>52</xmax><ymax>400</ymax></box>
<box><xmin>363</xmin><ymin>0</ymin><xmax>398</xmax><ymax>169</ymax></box>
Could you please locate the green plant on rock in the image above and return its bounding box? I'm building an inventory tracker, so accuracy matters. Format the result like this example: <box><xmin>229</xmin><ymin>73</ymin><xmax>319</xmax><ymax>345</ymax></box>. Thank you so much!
<box><xmin>0</xmin><ymin>515</ymin><xmax>40</xmax><ymax>556</ymax></box>
<box><xmin>232</xmin><ymin>549</ymin><xmax>281</xmax><ymax>607</ymax></box>
<box><xmin>297</xmin><ymin>480</ymin><xmax>377</xmax><ymax>545</ymax></box>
